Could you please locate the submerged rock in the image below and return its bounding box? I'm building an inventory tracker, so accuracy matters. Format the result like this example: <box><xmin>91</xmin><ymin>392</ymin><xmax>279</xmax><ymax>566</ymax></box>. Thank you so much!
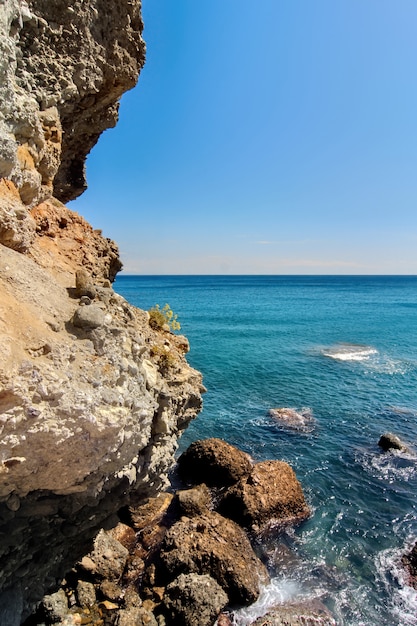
<box><xmin>250</xmin><ymin>599</ymin><xmax>337</xmax><ymax>625</ymax></box>
<box><xmin>268</xmin><ymin>407</ymin><xmax>315</xmax><ymax>432</ymax></box>
<box><xmin>219</xmin><ymin>460</ymin><xmax>310</xmax><ymax>531</ymax></box>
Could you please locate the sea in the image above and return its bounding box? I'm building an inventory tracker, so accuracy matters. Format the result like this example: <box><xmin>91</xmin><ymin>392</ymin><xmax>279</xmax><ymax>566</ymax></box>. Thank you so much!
<box><xmin>114</xmin><ymin>275</ymin><xmax>417</xmax><ymax>626</ymax></box>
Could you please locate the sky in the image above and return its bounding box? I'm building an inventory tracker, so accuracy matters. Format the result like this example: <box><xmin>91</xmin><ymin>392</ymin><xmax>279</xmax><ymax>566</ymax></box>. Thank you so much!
<box><xmin>70</xmin><ymin>0</ymin><xmax>417</xmax><ymax>275</ymax></box>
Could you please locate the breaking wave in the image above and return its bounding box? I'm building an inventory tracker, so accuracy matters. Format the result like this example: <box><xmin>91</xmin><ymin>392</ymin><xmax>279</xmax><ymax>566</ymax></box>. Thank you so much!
<box><xmin>322</xmin><ymin>343</ymin><xmax>378</xmax><ymax>362</ymax></box>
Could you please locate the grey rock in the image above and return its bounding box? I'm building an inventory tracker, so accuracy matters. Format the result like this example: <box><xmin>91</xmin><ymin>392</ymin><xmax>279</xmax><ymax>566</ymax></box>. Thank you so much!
<box><xmin>117</xmin><ymin>607</ymin><xmax>158</xmax><ymax>626</ymax></box>
<box><xmin>42</xmin><ymin>588</ymin><xmax>69</xmax><ymax>622</ymax></box>
<box><xmin>76</xmin><ymin>580</ymin><xmax>96</xmax><ymax>608</ymax></box>
<box><xmin>85</xmin><ymin>529</ymin><xmax>129</xmax><ymax>581</ymax></box>
<box><xmin>72</xmin><ymin>304</ymin><xmax>105</xmax><ymax>330</ymax></box>
<box><xmin>163</xmin><ymin>573</ymin><xmax>228</xmax><ymax>626</ymax></box>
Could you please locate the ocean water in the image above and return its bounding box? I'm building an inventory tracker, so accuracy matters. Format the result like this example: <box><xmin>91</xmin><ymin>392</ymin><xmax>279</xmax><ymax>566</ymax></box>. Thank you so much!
<box><xmin>114</xmin><ymin>275</ymin><xmax>417</xmax><ymax>626</ymax></box>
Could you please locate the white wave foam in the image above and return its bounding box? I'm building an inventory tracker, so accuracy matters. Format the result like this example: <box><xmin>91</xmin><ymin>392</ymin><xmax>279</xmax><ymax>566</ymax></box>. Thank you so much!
<box><xmin>230</xmin><ymin>578</ymin><xmax>303</xmax><ymax>626</ymax></box>
<box><xmin>322</xmin><ymin>343</ymin><xmax>378</xmax><ymax>362</ymax></box>
<box><xmin>358</xmin><ymin>448</ymin><xmax>417</xmax><ymax>483</ymax></box>
<box><xmin>376</xmin><ymin>546</ymin><xmax>417</xmax><ymax>626</ymax></box>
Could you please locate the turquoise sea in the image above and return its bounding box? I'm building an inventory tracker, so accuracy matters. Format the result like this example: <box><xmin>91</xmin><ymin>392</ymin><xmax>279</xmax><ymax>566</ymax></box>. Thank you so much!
<box><xmin>115</xmin><ymin>275</ymin><xmax>417</xmax><ymax>626</ymax></box>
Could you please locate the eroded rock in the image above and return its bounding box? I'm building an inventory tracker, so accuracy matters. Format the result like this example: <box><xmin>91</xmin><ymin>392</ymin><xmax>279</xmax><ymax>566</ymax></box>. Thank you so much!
<box><xmin>177</xmin><ymin>438</ymin><xmax>253</xmax><ymax>487</ymax></box>
<box><xmin>219</xmin><ymin>460</ymin><xmax>310</xmax><ymax>531</ymax></box>
<box><xmin>159</xmin><ymin>510</ymin><xmax>269</xmax><ymax>606</ymax></box>
<box><xmin>163</xmin><ymin>573</ymin><xmax>228</xmax><ymax>626</ymax></box>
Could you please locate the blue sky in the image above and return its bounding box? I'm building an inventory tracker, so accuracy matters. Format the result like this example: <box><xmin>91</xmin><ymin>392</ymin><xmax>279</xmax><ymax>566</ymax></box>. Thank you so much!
<box><xmin>70</xmin><ymin>0</ymin><xmax>417</xmax><ymax>274</ymax></box>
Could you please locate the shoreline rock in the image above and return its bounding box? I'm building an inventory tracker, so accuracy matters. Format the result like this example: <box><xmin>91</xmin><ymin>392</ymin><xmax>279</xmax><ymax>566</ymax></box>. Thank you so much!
<box><xmin>26</xmin><ymin>438</ymin><xmax>316</xmax><ymax>626</ymax></box>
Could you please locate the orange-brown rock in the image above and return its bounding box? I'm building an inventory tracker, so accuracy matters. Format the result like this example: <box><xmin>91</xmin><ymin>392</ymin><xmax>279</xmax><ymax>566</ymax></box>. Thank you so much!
<box><xmin>177</xmin><ymin>438</ymin><xmax>253</xmax><ymax>487</ymax></box>
<box><xmin>30</xmin><ymin>200</ymin><xmax>122</xmax><ymax>282</ymax></box>
<box><xmin>219</xmin><ymin>460</ymin><xmax>310</xmax><ymax>531</ymax></box>
<box><xmin>159</xmin><ymin>510</ymin><xmax>269</xmax><ymax>606</ymax></box>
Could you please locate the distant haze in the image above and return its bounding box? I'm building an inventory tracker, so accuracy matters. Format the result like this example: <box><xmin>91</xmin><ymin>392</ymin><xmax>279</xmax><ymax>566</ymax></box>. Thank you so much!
<box><xmin>71</xmin><ymin>0</ymin><xmax>417</xmax><ymax>275</ymax></box>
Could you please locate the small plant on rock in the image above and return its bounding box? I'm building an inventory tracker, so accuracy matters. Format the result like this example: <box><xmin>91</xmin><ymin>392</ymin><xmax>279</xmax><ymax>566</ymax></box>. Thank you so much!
<box><xmin>150</xmin><ymin>344</ymin><xmax>176</xmax><ymax>371</ymax></box>
<box><xmin>148</xmin><ymin>304</ymin><xmax>181</xmax><ymax>332</ymax></box>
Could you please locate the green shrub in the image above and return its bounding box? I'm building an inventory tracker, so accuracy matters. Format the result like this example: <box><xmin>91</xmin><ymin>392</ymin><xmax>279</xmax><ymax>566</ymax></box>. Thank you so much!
<box><xmin>148</xmin><ymin>303</ymin><xmax>181</xmax><ymax>332</ymax></box>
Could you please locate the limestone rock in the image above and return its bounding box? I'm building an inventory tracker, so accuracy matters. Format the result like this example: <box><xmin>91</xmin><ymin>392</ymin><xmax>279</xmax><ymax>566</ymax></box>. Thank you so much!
<box><xmin>75</xmin><ymin>268</ymin><xmax>97</xmax><ymax>299</ymax></box>
<box><xmin>72</xmin><ymin>303</ymin><xmax>105</xmax><ymax>329</ymax></box>
<box><xmin>177</xmin><ymin>438</ymin><xmax>253</xmax><ymax>487</ymax></box>
<box><xmin>163</xmin><ymin>573</ymin><xmax>228</xmax><ymax>626</ymax></box>
<box><xmin>0</xmin><ymin>180</ymin><xmax>36</xmax><ymax>251</ymax></box>
<box><xmin>0</xmin><ymin>0</ymin><xmax>145</xmax><ymax>206</ymax></box>
<box><xmin>0</xmin><ymin>2</ymin><xmax>205</xmax><ymax>622</ymax></box>
<box><xmin>219</xmin><ymin>460</ymin><xmax>310</xmax><ymax>531</ymax></box>
<box><xmin>159</xmin><ymin>510</ymin><xmax>269</xmax><ymax>606</ymax></box>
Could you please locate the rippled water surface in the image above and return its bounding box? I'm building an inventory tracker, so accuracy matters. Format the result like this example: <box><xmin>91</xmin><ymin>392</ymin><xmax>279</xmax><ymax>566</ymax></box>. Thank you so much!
<box><xmin>115</xmin><ymin>275</ymin><xmax>417</xmax><ymax>625</ymax></box>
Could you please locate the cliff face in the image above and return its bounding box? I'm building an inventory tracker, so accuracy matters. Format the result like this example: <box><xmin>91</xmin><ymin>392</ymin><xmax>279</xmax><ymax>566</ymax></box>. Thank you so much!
<box><xmin>0</xmin><ymin>2</ymin><xmax>204</xmax><ymax>624</ymax></box>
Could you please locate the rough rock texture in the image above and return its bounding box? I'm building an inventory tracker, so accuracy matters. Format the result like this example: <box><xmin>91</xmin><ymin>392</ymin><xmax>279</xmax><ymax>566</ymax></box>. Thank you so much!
<box><xmin>163</xmin><ymin>573</ymin><xmax>228</xmax><ymax>626</ymax></box>
<box><xmin>177</xmin><ymin>437</ymin><xmax>253</xmax><ymax>487</ymax></box>
<box><xmin>0</xmin><ymin>237</ymin><xmax>203</xmax><ymax>622</ymax></box>
<box><xmin>0</xmin><ymin>0</ymin><xmax>145</xmax><ymax>206</ymax></box>
<box><xmin>158</xmin><ymin>510</ymin><xmax>269</xmax><ymax>606</ymax></box>
<box><xmin>0</xmin><ymin>2</ymin><xmax>206</xmax><ymax>623</ymax></box>
<box><xmin>219</xmin><ymin>460</ymin><xmax>310</xmax><ymax>531</ymax></box>
<box><xmin>251</xmin><ymin>600</ymin><xmax>337</xmax><ymax>626</ymax></box>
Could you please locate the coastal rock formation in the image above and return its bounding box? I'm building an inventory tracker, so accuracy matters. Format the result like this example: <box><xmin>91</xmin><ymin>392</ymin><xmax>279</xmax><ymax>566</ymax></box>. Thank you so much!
<box><xmin>0</xmin><ymin>1</ymin><xmax>205</xmax><ymax>623</ymax></box>
<box><xmin>219</xmin><ymin>460</ymin><xmax>310</xmax><ymax>531</ymax></box>
<box><xmin>0</xmin><ymin>0</ymin><xmax>145</xmax><ymax>206</ymax></box>
<box><xmin>159</xmin><ymin>510</ymin><xmax>269</xmax><ymax>606</ymax></box>
<box><xmin>177</xmin><ymin>437</ymin><xmax>253</xmax><ymax>487</ymax></box>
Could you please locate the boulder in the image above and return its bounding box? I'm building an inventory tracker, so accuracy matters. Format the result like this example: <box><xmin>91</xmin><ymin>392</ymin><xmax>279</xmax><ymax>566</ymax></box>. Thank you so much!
<box><xmin>219</xmin><ymin>460</ymin><xmax>310</xmax><ymax>531</ymax></box>
<box><xmin>72</xmin><ymin>304</ymin><xmax>105</xmax><ymax>329</ymax></box>
<box><xmin>378</xmin><ymin>432</ymin><xmax>411</xmax><ymax>454</ymax></box>
<box><xmin>176</xmin><ymin>484</ymin><xmax>212</xmax><ymax>517</ymax></box>
<box><xmin>79</xmin><ymin>529</ymin><xmax>128</xmax><ymax>582</ymax></box>
<box><xmin>163</xmin><ymin>573</ymin><xmax>228</xmax><ymax>626</ymax></box>
<box><xmin>159</xmin><ymin>510</ymin><xmax>269</xmax><ymax>606</ymax></box>
<box><xmin>177</xmin><ymin>438</ymin><xmax>253</xmax><ymax>487</ymax></box>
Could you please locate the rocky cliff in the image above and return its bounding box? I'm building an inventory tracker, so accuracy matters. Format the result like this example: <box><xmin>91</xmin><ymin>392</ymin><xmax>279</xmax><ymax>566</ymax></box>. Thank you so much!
<box><xmin>0</xmin><ymin>2</ymin><xmax>204</xmax><ymax>623</ymax></box>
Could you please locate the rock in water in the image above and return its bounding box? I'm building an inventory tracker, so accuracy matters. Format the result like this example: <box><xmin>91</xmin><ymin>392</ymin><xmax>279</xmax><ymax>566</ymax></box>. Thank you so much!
<box><xmin>268</xmin><ymin>407</ymin><xmax>315</xmax><ymax>432</ymax></box>
<box><xmin>159</xmin><ymin>510</ymin><xmax>269</xmax><ymax>606</ymax></box>
<box><xmin>251</xmin><ymin>599</ymin><xmax>337</xmax><ymax>625</ymax></box>
<box><xmin>219</xmin><ymin>460</ymin><xmax>310</xmax><ymax>531</ymax></box>
<box><xmin>378</xmin><ymin>432</ymin><xmax>411</xmax><ymax>454</ymax></box>
<box><xmin>177</xmin><ymin>437</ymin><xmax>253</xmax><ymax>487</ymax></box>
